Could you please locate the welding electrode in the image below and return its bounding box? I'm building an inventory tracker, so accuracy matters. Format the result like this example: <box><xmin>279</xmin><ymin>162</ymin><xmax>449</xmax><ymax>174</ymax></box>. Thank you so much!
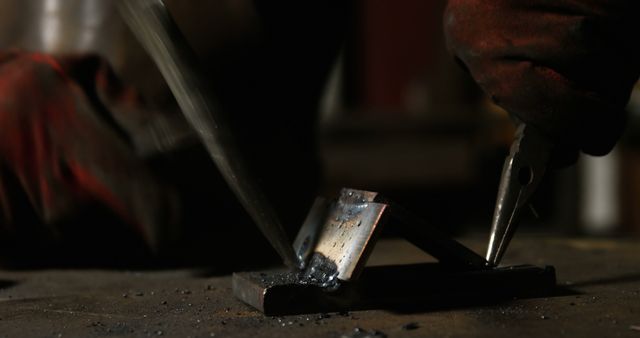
<box><xmin>118</xmin><ymin>0</ymin><xmax>302</xmax><ymax>269</ymax></box>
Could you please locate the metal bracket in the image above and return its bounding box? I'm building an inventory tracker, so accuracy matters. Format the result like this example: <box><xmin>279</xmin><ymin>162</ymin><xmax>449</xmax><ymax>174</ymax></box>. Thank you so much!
<box><xmin>292</xmin><ymin>188</ymin><xmax>488</xmax><ymax>287</ymax></box>
<box><xmin>233</xmin><ymin>188</ymin><xmax>556</xmax><ymax>315</ymax></box>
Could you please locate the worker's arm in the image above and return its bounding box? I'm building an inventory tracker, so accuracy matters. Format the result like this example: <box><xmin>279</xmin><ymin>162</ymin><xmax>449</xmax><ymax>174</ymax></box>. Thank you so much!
<box><xmin>444</xmin><ymin>0</ymin><xmax>640</xmax><ymax>165</ymax></box>
<box><xmin>0</xmin><ymin>52</ymin><xmax>179</xmax><ymax>260</ymax></box>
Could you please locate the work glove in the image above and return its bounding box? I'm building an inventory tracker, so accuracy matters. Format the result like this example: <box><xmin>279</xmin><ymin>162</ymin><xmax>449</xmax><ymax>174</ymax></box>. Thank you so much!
<box><xmin>444</xmin><ymin>0</ymin><xmax>640</xmax><ymax>165</ymax></box>
<box><xmin>0</xmin><ymin>51</ymin><xmax>179</xmax><ymax>265</ymax></box>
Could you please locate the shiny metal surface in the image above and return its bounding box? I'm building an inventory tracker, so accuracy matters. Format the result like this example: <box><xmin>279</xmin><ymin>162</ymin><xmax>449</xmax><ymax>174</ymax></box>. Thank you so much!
<box><xmin>486</xmin><ymin>124</ymin><xmax>553</xmax><ymax>266</ymax></box>
<box><xmin>312</xmin><ymin>190</ymin><xmax>388</xmax><ymax>281</ymax></box>
<box><xmin>293</xmin><ymin>197</ymin><xmax>331</xmax><ymax>268</ymax></box>
<box><xmin>0</xmin><ymin>0</ymin><xmax>199</xmax><ymax>157</ymax></box>
<box><xmin>0</xmin><ymin>0</ymin><xmax>130</xmax><ymax>69</ymax></box>
<box><xmin>0</xmin><ymin>0</ymin><xmax>259</xmax><ymax>103</ymax></box>
<box><xmin>294</xmin><ymin>188</ymin><xmax>389</xmax><ymax>282</ymax></box>
<box><xmin>294</xmin><ymin>187</ymin><xmax>489</xmax><ymax>285</ymax></box>
<box><xmin>118</xmin><ymin>0</ymin><xmax>300</xmax><ymax>269</ymax></box>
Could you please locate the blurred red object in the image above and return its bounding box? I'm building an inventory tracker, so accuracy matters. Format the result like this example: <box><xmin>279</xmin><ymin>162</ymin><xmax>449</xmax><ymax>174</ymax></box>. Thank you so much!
<box><xmin>0</xmin><ymin>51</ymin><xmax>177</xmax><ymax>252</ymax></box>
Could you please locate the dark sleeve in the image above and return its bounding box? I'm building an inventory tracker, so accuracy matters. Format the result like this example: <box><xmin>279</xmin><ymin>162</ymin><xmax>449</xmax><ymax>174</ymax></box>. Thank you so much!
<box><xmin>445</xmin><ymin>0</ymin><xmax>640</xmax><ymax>157</ymax></box>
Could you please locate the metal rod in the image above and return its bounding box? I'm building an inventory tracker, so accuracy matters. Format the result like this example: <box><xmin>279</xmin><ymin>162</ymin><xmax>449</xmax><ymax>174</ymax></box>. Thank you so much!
<box><xmin>118</xmin><ymin>0</ymin><xmax>300</xmax><ymax>268</ymax></box>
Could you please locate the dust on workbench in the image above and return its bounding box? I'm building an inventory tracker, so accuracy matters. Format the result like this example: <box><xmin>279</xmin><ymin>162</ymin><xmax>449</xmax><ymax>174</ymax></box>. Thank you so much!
<box><xmin>0</xmin><ymin>237</ymin><xmax>639</xmax><ymax>338</ymax></box>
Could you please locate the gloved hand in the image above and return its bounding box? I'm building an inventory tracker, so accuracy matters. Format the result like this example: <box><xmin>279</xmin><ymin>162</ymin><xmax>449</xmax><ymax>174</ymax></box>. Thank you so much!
<box><xmin>444</xmin><ymin>0</ymin><xmax>640</xmax><ymax>165</ymax></box>
<box><xmin>0</xmin><ymin>51</ymin><xmax>179</xmax><ymax>263</ymax></box>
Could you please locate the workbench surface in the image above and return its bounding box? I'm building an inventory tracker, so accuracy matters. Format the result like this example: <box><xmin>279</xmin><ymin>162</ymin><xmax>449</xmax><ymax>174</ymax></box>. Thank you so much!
<box><xmin>0</xmin><ymin>237</ymin><xmax>639</xmax><ymax>338</ymax></box>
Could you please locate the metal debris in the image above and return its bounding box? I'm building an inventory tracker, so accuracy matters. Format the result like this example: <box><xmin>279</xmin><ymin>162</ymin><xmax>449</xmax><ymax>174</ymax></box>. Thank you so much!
<box><xmin>401</xmin><ymin>322</ymin><xmax>419</xmax><ymax>330</ymax></box>
<box><xmin>341</xmin><ymin>327</ymin><xmax>387</xmax><ymax>338</ymax></box>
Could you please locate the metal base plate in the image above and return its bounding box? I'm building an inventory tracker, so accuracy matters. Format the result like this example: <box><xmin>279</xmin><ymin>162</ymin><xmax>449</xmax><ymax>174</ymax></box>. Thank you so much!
<box><xmin>233</xmin><ymin>263</ymin><xmax>557</xmax><ymax>315</ymax></box>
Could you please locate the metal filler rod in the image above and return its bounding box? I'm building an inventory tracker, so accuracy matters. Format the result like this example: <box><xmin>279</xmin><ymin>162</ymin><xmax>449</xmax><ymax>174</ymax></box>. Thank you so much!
<box><xmin>118</xmin><ymin>0</ymin><xmax>301</xmax><ymax>269</ymax></box>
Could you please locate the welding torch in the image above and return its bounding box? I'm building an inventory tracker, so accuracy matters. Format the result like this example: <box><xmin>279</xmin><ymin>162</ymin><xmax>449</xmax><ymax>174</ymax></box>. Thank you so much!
<box><xmin>118</xmin><ymin>0</ymin><xmax>302</xmax><ymax>269</ymax></box>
